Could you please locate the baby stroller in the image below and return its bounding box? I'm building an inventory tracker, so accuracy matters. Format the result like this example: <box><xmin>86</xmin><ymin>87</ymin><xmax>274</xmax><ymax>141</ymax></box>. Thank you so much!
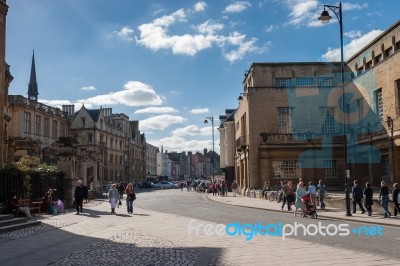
<box><xmin>301</xmin><ymin>194</ymin><xmax>318</xmax><ymax>219</ymax></box>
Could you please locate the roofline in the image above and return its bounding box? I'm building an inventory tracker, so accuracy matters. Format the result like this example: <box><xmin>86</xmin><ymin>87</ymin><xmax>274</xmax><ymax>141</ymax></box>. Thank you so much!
<box><xmin>347</xmin><ymin>19</ymin><xmax>400</xmax><ymax>63</ymax></box>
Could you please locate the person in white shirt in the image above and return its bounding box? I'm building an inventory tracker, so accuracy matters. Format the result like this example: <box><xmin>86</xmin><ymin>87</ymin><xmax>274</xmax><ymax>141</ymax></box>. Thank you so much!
<box><xmin>307</xmin><ymin>181</ymin><xmax>317</xmax><ymax>208</ymax></box>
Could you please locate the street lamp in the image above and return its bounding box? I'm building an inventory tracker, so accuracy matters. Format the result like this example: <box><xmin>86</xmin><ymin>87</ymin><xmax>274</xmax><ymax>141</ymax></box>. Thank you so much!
<box><xmin>319</xmin><ymin>2</ymin><xmax>352</xmax><ymax>216</ymax></box>
<box><xmin>204</xmin><ymin>116</ymin><xmax>215</xmax><ymax>181</ymax></box>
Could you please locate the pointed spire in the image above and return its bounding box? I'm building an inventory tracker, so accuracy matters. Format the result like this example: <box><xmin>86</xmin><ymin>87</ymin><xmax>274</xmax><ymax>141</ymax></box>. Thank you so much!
<box><xmin>28</xmin><ymin>50</ymin><xmax>39</xmax><ymax>101</ymax></box>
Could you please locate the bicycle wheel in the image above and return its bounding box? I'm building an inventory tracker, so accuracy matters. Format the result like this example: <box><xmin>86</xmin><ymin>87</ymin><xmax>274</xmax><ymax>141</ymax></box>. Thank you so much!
<box><xmin>268</xmin><ymin>192</ymin><xmax>276</xmax><ymax>202</ymax></box>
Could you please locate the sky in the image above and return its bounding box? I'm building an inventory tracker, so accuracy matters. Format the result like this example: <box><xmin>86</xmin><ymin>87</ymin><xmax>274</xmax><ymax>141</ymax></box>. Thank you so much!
<box><xmin>5</xmin><ymin>0</ymin><xmax>400</xmax><ymax>154</ymax></box>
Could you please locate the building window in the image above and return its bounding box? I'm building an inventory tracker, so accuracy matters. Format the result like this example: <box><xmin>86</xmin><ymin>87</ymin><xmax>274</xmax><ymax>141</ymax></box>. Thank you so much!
<box><xmin>357</xmin><ymin>66</ymin><xmax>364</xmax><ymax>76</ymax></box>
<box><xmin>396</xmin><ymin>79</ymin><xmax>400</xmax><ymax>115</ymax></box>
<box><xmin>384</xmin><ymin>47</ymin><xmax>393</xmax><ymax>58</ymax></box>
<box><xmin>34</xmin><ymin>115</ymin><xmax>41</xmax><ymax>135</ymax></box>
<box><xmin>365</xmin><ymin>60</ymin><xmax>372</xmax><ymax>70</ymax></box>
<box><xmin>295</xmin><ymin>77</ymin><xmax>313</xmax><ymax>87</ymax></box>
<box><xmin>374</xmin><ymin>54</ymin><xmax>382</xmax><ymax>64</ymax></box>
<box><xmin>317</xmin><ymin>77</ymin><xmax>333</xmax><ymax>87</ymax></box>
<box><xmin>52</xmin><ymin>121</ymin><xmax>58</xmax><ymax>139</ymax></box>
<box><xmin>81</xmin><ymin>117</ymin><xmax>86</xmax><ymax>127</ymax></box>
<box><xmin>396</xmin><ymin>41</ymin><xmax>400</xmax><ymax>51</ymax></box>
<box><xmin>374</xmin><ymin>88</ymin><xmax>383</xmax><ymax>121</ymax></box>
<box><xmin>24</xmin><ymin>112</ymin><xmax>31</xmax><ymax>133</ymax></box>
<box><xmin>382</xmin><ymin>155</ymin><xmax>390</xmax><ymax>176</ymax></box>
<box><xmin>324</xmin><ymin>160</ymin><xmax>338</xmax><ymax>178</ymax></box>
<box><xmin>322</xmin><ymin>107</ymin><xmax>335</xmax><ymax>133</ymax></box>
<box><xmin>357</xmin><ymin>98</ymin><xmax>365</xmax><ymax>122</ymax></box>
<box><xmin>276</xmin><ymin>78</ymin><xmax>291</xmax><ymax>87</ymax></box>
<box><xmin>88</xmin><ymin>133</ymin><xmax>93</xmax><ymax>144</ymax></box>
<box><xmin>278</xmin><ymin>107</ymin><xmax>292</xmax><ymax>134</ymax></box>
<box><xmin>60</xmin><ymin>122</ymin><xmax>66</xmax><ymax>137</ymax></box>
<box><xmin>44</xmin><ymin>118</ymin><xmax>50</xmax><ymax>137</ymax></box>
<box><xmin>272</xmin><ymin>160</ymin><xmax>301</xmax><ymax>179</ymax></box>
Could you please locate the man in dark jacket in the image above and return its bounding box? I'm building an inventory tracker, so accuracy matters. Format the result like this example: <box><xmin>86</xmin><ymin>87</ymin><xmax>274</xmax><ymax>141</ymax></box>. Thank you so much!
<box><xmin>74</xmin><ymin>180</ymin><xmax>85</xmax><ymax>214</ymax></box>
<box><xmin>352</xmin><ymin>180</ymin><xmax>366</xmax><ymax>214</ymax></box>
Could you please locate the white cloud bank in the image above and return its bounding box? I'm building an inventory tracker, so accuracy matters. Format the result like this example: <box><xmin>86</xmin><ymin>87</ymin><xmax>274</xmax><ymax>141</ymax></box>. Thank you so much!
<box><xmin>223</xmin><ymin>1</ymin><xmax>252</xmax><ymax>13</ymax></box>
<box><xmin>190</xmin><ymin>108</ymin><xmax>209</xmax><ymax>114</ymax></box>
<box><xmin>134</xmin><ymin>106</ymin><xmax>178</xmax><ymax>114</ymax></box>
<box><xmin>81</xmin><ymin>86</ymin><xmax>96</xmax><ymax>91</ymax></box>
<box><xmin>135</xmin><ymin>6</ymin><xmax>266</xmax><ymax>62</ymax></box>
<box><xmin>140</xmin><ymin>114</ymin><xmax>186</xmax><ymax>130</ymax></box>
<box><xmin>321</xmin><ymin>29</ymin><xmax>383</xmax><ymax>61</ymax></box>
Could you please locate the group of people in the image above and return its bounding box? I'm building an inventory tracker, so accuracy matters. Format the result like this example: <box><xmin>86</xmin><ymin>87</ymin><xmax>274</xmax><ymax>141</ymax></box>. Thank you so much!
<box><xmin>352</xmin><ymin>180</ymin><xmax>400</xmax><ymax>218</ymax></box>
<box><xmin>209</xmin><ymin>181</ymin><xmax>228</xmax><ymax>196</ymax></box>
<box><xmin>107</xmin><ymin>182</ymin><xmax>136</xmax><ymax>214</ymax></box>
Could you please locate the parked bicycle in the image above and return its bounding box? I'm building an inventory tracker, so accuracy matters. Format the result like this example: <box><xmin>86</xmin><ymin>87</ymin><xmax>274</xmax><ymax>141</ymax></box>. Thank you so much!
<box><xmin>266</xmin><ymin>190</ymin><xmax>280</xmax><ymax>202</ymax></box>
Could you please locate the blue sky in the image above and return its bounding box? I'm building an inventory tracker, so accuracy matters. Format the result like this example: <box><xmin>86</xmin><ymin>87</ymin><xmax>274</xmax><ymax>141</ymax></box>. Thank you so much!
<box><xmin>6</xmin><ymin>0</ymin><xmax>400</xmax><ymax>153</ymax></box>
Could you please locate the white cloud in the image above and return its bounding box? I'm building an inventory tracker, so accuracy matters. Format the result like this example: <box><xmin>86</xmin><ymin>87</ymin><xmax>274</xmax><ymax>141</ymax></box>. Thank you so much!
<box><xmin>190</xmin><ymin>108</ymin><xmax>209</xmax><ymax>114</ymax></box>
<box><xmin>169</xmin><ymin>90</ymin><xmax>181</xmax><ymax>95</ymax></box>
<box><xmin>223</xmin><ymin>1</ymin><xmax>252</xmax><ymax>13</ymax></box>
<box><xmin>264</xmin><ymin>24</ymin><xmax>278</xmax><ymax>33</ymax></box>
<box><xmin>342</xmin><ymin>2</ymin><xmax>368</xmax><ymax>11</ymax></box>
<box><xmin>344</xmin><ymin>30</ymin><xmax>362</xmax><ymax>39</ymax></box>
<box><xmin>39</xmin><ymin>99</ymin><xmax>75</xmax><ymax>108</ymax></box>
<box><xmin>172</xmin><ymin>125</ymin><xmax>210</xmax><ymax>136</ymax></box>
<box><xmin>81</xmin><ymin>86</ymin><xmax>96</xmax><ymax>91</ymax></box>
<box><xmin>197</xmin><ymin>20</ymin><xmax>224</xmax><ymax>35</ymax></box>
<box><xmin>147</xmin><ymin>133</ymin><xmax>219</xmax><ymax>153</ymax></box>
<box><xmin>114</xmin><ymin>26</ymin><xmax>135</xmax><ymax>42</ymax></box>
<box><xmin>321</xmin><ymin>29</ymin><xmax>383</xmax><ymax>61</ymax></box>
<box><xmin>140</xmin><ymin>114</ymin><xmax>186</xmax><ymax>130</ymax></box>
<box><xmin>193</xmin><ymin>1</ymin><xmax>207</xmax><ymax>12</ymax></box>
<box><xmin>134</xmin><ymin>106</ymin><xmax>178</xmax><ymax>114</ymax></box>
<box><xmin>78</xmin><ymin>81</ymin><xmax>164</xmax><ymax>107</ymax></box>
<box><xmin>135</xmin><ymin>7</ymin><xmax>266</xmax><ymax>62</ymax></box>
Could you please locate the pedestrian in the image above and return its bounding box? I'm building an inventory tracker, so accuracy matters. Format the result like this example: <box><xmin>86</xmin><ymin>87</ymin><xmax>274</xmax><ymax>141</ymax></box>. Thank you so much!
<box><xmin>117</xmin><ymin>182</ymin><xmax>125</xmax><ymax>199</ymax></box>
<box><xmin>231</xmin><ymin>181</ymin><xmax>238</xmax><ymax>197</ymax></box>
<box><xmin>307</xmin><ymin>181</ymin><xmax>317</xmax><ymax>208</ymax></box>
<box><xmin>260</xmin><ymin>181</ymin><xmax>270</xmax><ymax>199</ymax></box>
<box><xmin>352</xmin><ymin>180</ymin><xmax>366</xmax><ymax>214</ymax></box>
<box><xmin>221</xmin><ymin>181</ymin><xmax>226</xmax><ymax>197</ymax></box>
<box><xmin>392</xmin><ymin>183</ymin><xmax>399</xmax><ymax>217</ymax></box>
<box><xmin>317</xmin><ymin>180</ymin><xmax>327</xmax><ymax>209</ymax></box>
<box><xmin>108</xmin><ymin>183</ymin><xmax>120</xmax><ymax>215</ymax></box>
<box><xmin>294</xmin><ymin>182</ymin><xmax>307</xmax><ymax>216</ymax></box>
<box><xmin>224</xmin><ymin>182</ymin><xmax>228</xmax><ymax>196</ymax></box>
<box><xmin>211</xmin><ymin>182</ymin><xmax>217</xmax><ymax>196</ymax></box>
<box><xmin>379</xmin><ymin>181</ymin><xmax>391</xmax><ymax>218</ymax></box>
<box><xmin>74</xmin><ymin>180</ymin><xmax>85</xmax><ymax>215</ymax></box>
<box><xmin>9</xmin><ymin>192</ymin><xmax>32</xmax><ymax>219</ymax></box>
<box><xmin>180</xmin><ymin>181</ymin><xmax>184</xmax><ymax>191</ymax></box>
<box><xmin>187</xmin><ymin>180</ymin><xmax>191</xmax><ymax>191</ymax></box>
<box><xmin>281</xmin><ymin>181</ymin><xmax>293</xmax><ymax>211</ymax></box>
<box><xmin>125</xmin><ymin>183</ymin><xmax>136</xmax><ymax>214</ymax></box>
<box><xmin>363</xmin><ymin>182</ymin><xmax>373</xmax><ymax>216</ymax></box>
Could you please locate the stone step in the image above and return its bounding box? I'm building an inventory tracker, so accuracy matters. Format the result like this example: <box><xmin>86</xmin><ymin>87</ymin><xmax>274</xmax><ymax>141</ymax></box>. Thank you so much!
<box><xmin>0</xmin><ymin>214</ymin><xmax>14</xmax><ymax>221</ymax></box>
<box><xmin>0</xmin><ymin>217</ymin><xmax>29</xmax><ymax>227</ymax></box>
<box><xmin>0</xmin><ymin>220</ymin><xmax>41</xmax><ymax>234</ymax></box>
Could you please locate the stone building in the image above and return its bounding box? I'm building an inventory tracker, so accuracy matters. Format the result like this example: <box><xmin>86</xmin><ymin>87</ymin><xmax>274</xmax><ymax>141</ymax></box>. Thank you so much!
<box><xmin>0</xmin><ymin>0</ymin><xmax>10</xmax><ymax>166</ymax></box>
<box><xmin>345</xmin><ymin>19</ymin><xmax>400</xmax><ymax>186</ymax></box>
<box><xmin>145</xmin><ymin>143</ymin><xmax>158</xmax><ymax>177</ymax></box>
<box><xmin>233</xmin><ymin>19</ymin><xmax>400</xmax><ymax>190</ymax></box>
<box><xmin>7</xmin><ymin>52</ymin><xmax>69</xmax><ymax>163</ymax></box>
<box><xmin>236</xmin><ymin>62</ymin><xmax>345</xmax><ymax>190</ymax></box>
<box><xmin>218</xmin><ymin>109</ymin><xmax>236</xmax><ymax>188</ymax></box>
<box><xmin>64</xmin><ymin>105</ymin><xmax>146</xmax><ymax>190</ymax></box>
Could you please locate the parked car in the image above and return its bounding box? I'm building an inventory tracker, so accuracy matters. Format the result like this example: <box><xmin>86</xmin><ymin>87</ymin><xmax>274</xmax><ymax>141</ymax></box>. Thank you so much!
<box><xmin>153</xmin><ymin>181</ymin><xmax>177</xmax><ymax>189</ymax></box>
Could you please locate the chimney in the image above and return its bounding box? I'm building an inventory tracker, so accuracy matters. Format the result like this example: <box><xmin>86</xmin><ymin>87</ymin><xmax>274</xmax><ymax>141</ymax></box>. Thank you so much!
<box><xmin>62</xmin><ymin>104</ymin><xmax>75</xmax><ymax>116</ymax></box>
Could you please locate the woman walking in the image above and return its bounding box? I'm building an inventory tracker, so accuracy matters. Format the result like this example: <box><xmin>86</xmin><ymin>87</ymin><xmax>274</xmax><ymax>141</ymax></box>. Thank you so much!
<box><xmin>294</xmin><ymin>182</ymin><xmax>307</xmax><ymax>216</ymax></box>
<box><xmin>379</xmin><ymin>181</ymin><xmax>391</xmax><ymax>218</ymax></box>
<box><xmin>392</xmin><ymin>183</ymin><xmax>399</xmax><ymax>217</ymax></box>
<box><xmin>363</xmin><ymin>182</ymin><xmax>373</xmax><ymax>216</ymax></box>
<box><xmin>108</xmin><ymin>183</ymin><xmax>120</xmax><ymax>214</ymax></box>
<box><xmin>125</xmin><ymin>183</ymin><xmax>136</xmax><ymax>214</ymax></box>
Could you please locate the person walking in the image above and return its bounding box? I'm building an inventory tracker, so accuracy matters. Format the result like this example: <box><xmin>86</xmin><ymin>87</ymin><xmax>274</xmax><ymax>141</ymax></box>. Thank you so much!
<box><xmin>294</xmin><ymin>182</ymin><xmax>307</xmax><ymax>216</ymax></box>
<box><xmin>211</xmin><ymin>182</ymin><xmax>217</xmax><ymax>196</ymax></box>
<box><xmin>317</xmin><ymin>180</ymin><xmax>327</xmax><ymax>209</ymax></box>
<box><xmin>379</xmin><ymin>181</ymin><xmax>391</xmax><ymax>218</ymax></box>
<box><xmin>352</xmin><ymin>180</ymin><xmax>366</xmax><ymax>214</ymax></box>
<box><xmin>108</xmin><ymin>184</ymin><xmax>120</xmax><ymax>215</ymax></box>
<box><xmin>307</xmin><ymin>181</ymin><xmax>317</xmax><ymax>208</ymax></box>
<box><xmin>74</xmin><ymin>180</ymin><xmax>85</xmax><ymax>215</ymax></box>
<box><xmin>281</xmin><ymin>181</ymin><xmax>293</xmax><ymax>211</ymax></box>
<box><xmin>117</xmin><ymin>183</ymin><xmax>125</xmax><ymax>199</ymax></box>
<box><xmin>231</xmin><ymin>181</ymin><xmax>238</xmax><ymax>197</ymax></box>
<box><xmin>125</xmin><ymin>183</ymin><xmax>136</xmax><ymax>214</ymax></box>
<box><xmin>392</xmin><ymin>183</ymin><xmax>399</xmax><ymax>217</ymax></box>
<box><xmin>363</xmin><ymin>182</ymin><xmax>373</xmax><ymax>216</ymax></box>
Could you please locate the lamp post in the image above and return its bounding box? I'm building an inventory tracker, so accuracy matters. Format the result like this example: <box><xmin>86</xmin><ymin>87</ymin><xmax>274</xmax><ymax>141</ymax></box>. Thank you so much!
<box><xmin>319</xmin><ymin>2</ymin><xmax>352</xmax><ymax>216</ymax></box>
<box><xmin>204</xmin><ymin>116</ymin><xmax>215</xmax><ymax>181</ymax></box>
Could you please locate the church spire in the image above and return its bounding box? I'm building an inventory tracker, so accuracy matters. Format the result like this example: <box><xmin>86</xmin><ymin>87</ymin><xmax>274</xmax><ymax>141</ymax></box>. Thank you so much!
<box><xmin>28</xmin><ymin>50</ymin><xmax>38</xmax><ymax>101</ymax></box>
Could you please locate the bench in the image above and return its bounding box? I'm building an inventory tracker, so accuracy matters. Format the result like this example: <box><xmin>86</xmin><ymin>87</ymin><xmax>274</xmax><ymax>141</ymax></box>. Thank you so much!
<box><xmin>9</xmin><ymin>199</ymin><xmax>42</xmax><ymax>217</ymax></box>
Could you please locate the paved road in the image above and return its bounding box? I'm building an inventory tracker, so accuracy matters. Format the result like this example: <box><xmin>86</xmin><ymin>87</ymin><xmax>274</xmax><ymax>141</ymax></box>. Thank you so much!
<box><xmin>136</xmin><ymin>189</ymin><xmax>400</xmax><ymax>260</ymax></box>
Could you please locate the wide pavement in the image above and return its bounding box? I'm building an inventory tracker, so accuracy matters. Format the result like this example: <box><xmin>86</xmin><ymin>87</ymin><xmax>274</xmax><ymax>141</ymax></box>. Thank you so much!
<box><xmin>0</xmin><ymin>189</ymin><xmax>399</xmax><ymax>266</ymax></box>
